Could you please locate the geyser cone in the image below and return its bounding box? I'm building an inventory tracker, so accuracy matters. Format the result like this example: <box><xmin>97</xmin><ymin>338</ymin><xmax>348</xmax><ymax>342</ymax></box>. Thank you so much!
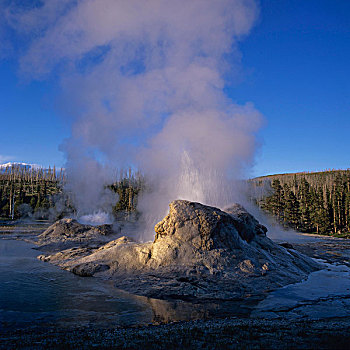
<box><xmin>37</xmin><ymin>200</ymin><xmax>320</xmax><ymax>301</ymax></box>
<box><xmin>37</xmin><ymin>218</ymin><xmax>117</xmax><ymax>252</ymax></box>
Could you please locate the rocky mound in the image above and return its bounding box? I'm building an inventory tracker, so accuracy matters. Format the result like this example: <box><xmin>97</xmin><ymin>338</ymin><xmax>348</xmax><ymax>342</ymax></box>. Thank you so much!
<box><xmin>224</xmin><ymin>203</ymin><xmax>268</xmax><ymax>240</ymax></box>
<box><xmin>36</xmin><ymin>218</ymin><xmax>117</xmax><ymax>252</ymax></box>
<box><xmin>37</xmin><ymin>200</ymin><xmax>320</xmax><ymax>301</ymax></box>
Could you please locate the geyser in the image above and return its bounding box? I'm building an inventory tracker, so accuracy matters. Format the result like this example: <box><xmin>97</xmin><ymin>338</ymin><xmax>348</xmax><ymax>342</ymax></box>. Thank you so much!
<box><xmin>5</xmin><ymin>0</ymin><xmax>263</xmax><ymax>234</ymax></box>
<box><xmin>38</xmin><ymin>200</ymin><xmax>320</xmax><ymax>301</ymax></box>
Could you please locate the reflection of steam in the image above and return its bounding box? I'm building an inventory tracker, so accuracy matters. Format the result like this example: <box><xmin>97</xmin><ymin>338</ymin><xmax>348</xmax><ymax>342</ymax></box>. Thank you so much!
<box><xmin>78</xmin><ymin>211</ymin><xmax>113</xmax><ymax>226</ymax></box>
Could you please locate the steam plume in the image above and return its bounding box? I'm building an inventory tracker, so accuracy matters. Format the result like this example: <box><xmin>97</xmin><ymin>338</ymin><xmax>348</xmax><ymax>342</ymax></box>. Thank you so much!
<box><xmin>4</xmin><ymin>0</ymin><xmax>262</xmax><ymax>239</ymax></box>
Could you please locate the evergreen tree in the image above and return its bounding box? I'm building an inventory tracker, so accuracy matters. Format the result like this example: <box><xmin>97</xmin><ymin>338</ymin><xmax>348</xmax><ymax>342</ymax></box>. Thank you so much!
<box><xmin>251</xmin><ymin>169</ymin><xmax>350</xmax><ymax>235</ymax></box>
<box><xmin>284</xmin><ymin>190</ymin><xmax>300</xmax><ymax>230</ymax></box>
<box><xmin>310</xmin><ymin>188</ymin><xmax>330</xmax><ymax>234</ymax></box>
<box><xmin>262</xmin><ymin>179</ymin><xmax>285</xmax><ymax>222</ymax></box>
<box><xmin>298</xmin><ymin>178</ymin><xmax>312</xmax><ymax>232</ymax></box>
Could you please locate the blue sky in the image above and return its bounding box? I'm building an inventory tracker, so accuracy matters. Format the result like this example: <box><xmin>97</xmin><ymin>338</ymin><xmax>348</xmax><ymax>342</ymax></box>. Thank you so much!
<box><xmin>0</xmin><ymin>60</ymin><xmax>69</xmax><ymax>167</ymax></box>
<box><xmin>233</xmin><ymin>0</ymin><xmax>350</xmax><ymax>176</ymax></box>
<box><xmin>0</xmin><ymin>0</ymin><xmax>349</xmax><ymax>177</ymax></box>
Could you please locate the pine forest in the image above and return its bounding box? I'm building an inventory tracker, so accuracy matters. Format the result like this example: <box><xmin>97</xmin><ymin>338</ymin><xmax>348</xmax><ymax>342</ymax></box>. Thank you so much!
<box><xmin>250</xmin><ymin>170</ymin><xmax>350</xmax><ymax>236</ymax></box>
<box><xmin>1</xmin><ymin>165</ymin><xmax>350</xmax><ymax>237</ymax></box>
<box><xmin>0</xmin><ymin>165</ymin><xmax>142</xmax><ymax>220</ymax></box>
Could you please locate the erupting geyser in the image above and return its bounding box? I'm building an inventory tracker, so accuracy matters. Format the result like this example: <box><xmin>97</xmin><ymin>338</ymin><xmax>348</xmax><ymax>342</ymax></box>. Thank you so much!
<box><xmin>7</xmin><ymin>1</ymin><xmax>264</xmax><ymax>232</ymax></box>
<box><xmin>37</xmin><ymin>200</ymin><xmax>320</xmax><ymax>301</ymax></box>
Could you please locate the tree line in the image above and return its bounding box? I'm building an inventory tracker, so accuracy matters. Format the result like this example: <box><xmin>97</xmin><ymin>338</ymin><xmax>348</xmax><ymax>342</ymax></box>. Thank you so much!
<box><xmin>3</xmin><ymin>164</ymin><xmax>350</xmax><ymax>236</ymax></box>
<box><xmin>109</xmin><ymin>168</ymin><xmax>144</xmax><ymax>217</ymax></box>
<box><xmin>250</xmin><ymin>170</ymin><xmax>350</xmax><ymax>235</ymax></box>
<box><xmin>0</xmin><ymin>165</ymin><xmax>65</xmax><ymax>219</ymax></box>
<box><xmin>0</xmin><ymin>165</ymin><xmax>143</xmax><ymax>220</ymax></box>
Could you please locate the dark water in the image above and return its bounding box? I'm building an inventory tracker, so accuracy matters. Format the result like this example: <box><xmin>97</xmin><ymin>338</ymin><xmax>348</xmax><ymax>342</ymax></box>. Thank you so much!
<box><xmin>0</xmin><ymin>238</ymin><xmax>257</xmax><ymax>332</ymax></box>
<box><xmin>0</xmin><ymin>238</ymin><xmax>154</xmax><ymax>330</ymax></box>
<box><xmin>5</xmin><ymin>232</ymin><xmax>344</xmax><ymax>331</ymax></box>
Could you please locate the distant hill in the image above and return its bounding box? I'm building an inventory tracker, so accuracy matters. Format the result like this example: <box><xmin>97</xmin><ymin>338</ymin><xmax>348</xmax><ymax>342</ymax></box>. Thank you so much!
<box><xmin>250</xmin><ymin>169</ymin><xmax>350</xmax><ymax>236</ymax></box>
<box><xmin>0</xmin><ymin>162</ymin><xmax>41</xmax><ymax>171</ymax></box>
<box><xmin>252</xmin><ymin>169</ymin><xmax>349</xmax><ymax>182</ymax></box>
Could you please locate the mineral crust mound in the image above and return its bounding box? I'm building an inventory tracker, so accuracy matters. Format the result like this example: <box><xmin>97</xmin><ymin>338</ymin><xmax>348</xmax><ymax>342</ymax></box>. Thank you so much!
<box><xmin>36</xmin><ymin>218</ymin><xmax>116</xmax><ymax>252</ymax></box>
<box><xmin>37</xmin><ymin>200</ymin><xmax>320</xmax><ymax>301</ymax></box>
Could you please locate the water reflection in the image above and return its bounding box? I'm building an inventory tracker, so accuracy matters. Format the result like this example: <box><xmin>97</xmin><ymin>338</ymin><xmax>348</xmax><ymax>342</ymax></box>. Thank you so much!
<box><xmin>144</xmin><ymin>297</ymin><xmax>257</xmax><ymax>324</ymax></box>
<box><xmin>0</xmin><ymin>238</ymin><xmax>153</xmax><ymax>330</ymax></box>
<box><xmin>0</xmin><ymin>238</ymin><xmax>257</xmax><ymax>331</ymax></box>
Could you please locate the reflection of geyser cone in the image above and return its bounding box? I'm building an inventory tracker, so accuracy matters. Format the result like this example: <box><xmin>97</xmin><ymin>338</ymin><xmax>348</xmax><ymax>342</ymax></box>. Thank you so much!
<box><xmin>38</xmin><ymin>200</ymin><xmax>320</xmax><ymax>301</ymax></box>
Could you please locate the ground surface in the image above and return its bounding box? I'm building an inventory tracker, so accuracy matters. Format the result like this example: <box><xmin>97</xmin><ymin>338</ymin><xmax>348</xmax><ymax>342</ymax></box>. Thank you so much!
<box><xmin>1</xmin><ymin>221</ymin><xmax>350</xmax><ymax>349</ymax></box>
<box><xmin>293</xmin><ymin>238</ymin><xmax>350</xmax><ymax>267</ymax></box>
<box><xmin>1</xmin><ymin>318</ymin><xmax>350</xmax><ymax>349</ymax></box>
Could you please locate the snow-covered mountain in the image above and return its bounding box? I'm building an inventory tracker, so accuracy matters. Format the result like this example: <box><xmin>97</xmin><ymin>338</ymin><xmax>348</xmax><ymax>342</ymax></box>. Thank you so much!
<box><xmin>0</xmin><ymin>162</ymin><xmax>42</xmax><ymax>170</ymax></box>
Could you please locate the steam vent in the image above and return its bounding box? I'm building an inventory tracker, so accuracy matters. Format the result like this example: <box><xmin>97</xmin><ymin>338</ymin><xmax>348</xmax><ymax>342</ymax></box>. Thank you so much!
<box><xmin>37</xmin><ymin>200</ymin><xmax>320</xmax><ymax>301</ymax></box>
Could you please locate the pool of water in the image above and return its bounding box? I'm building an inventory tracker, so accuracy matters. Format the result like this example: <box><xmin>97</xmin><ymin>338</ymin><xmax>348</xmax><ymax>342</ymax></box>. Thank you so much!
<box><xmin>251</xmin><ymin>260</ymin><xmax>350</xmax><ymax>319</ymax></box>
<box><xmin>0</xmin><ymin>237</ymin><xmax>258</xmax><ymax>332</ymax></box>
<box><xmin>0</xmin><ymin>238</ymin><xmax>154</xmax><ymax>330</ymax></box>
<box><xmin>2</xmin><ymin>232</ymin><xmax>348</xmax><ymax>332</ymax></box>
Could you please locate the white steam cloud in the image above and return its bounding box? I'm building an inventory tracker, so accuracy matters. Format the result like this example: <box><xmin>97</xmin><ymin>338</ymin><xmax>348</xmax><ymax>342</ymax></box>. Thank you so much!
<box><xmin>3</xmin><ymin>0</ymin><xmax>263</xmax><ymax>240</ymax></box>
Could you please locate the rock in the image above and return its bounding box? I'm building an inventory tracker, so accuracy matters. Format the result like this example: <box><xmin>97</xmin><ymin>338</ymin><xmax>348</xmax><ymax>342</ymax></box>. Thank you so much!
<box><xmin>36</xmin><ymin>218</ymin><xmax>117</xmax><ymax>252</ymax></box>
<box><xmin>71</xmin><ymin>262</ymin><xmax>110</xmax><ymax>277</ymax></box>
<box><xmin>37</xmin><ymin>200</ymin><xmax>321</xmax><ymax>301</ymax></box>
<box><xmin>224</xmin><ymin>203</ymin><xmax>268</xmax><ymax>241</ymax></box>
<box><xmin>279</xmin><ymin>242</ymin><xmax>294</xmax><ymax>249</ymax></box>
